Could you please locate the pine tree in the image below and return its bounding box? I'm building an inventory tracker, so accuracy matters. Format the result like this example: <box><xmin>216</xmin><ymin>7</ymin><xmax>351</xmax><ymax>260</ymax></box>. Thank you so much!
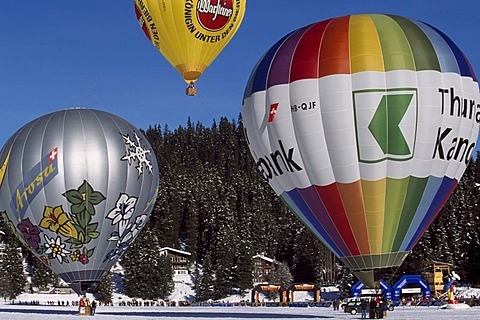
<box><xmin>0</xmin><ymin>217</ymin><xmax>27</xmax><ymax>300</ymax></box>
<box><xmin>0</xmin><ymin>243</ymin><xmax>26</xmax><ymax>300</ymax></box>
<box><xmin>266</xmin><ymin>262</ymin><xmax>293</xmax><ymax>301</ymax></box>
<box><xmin>30</xmin><ymin>253</ymin><xmax>57</xmax><ymax>291</ymax></box>
<box><xmin>121</xmin><ymin>220</ymin><xmax>174</xmax><ymax>300</ymax></box>
<box><xmin>156</xmin><ymin>256</ymin><xmax>175</xmax><ymax>300</ymax></box>
<box><xmin>235</xmin><ymin>243</ymin><xmax>253</xmax><ymax>295</ymax></box>
<box><xmin>193</xmin><ymin>254</ymin><xmax>214</xmax><ymax>301</ymax></box>
<box><xmin>291</xmin><ymin>228</ymin><xmax>330</xmax><ymax>284</ymax></box>
<box><xmin>93</xmin><ymin>271</ymin><xmax>114</xmax><ymax>303</ymax></box>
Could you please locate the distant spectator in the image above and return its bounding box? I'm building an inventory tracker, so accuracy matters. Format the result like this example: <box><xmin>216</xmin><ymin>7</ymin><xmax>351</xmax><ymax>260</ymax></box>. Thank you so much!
<box><xmin>360</xmin><ymin>299</ymin><xmax>367</xmax><ymax>319</ymax></box>
<box><xmin>91</xmin><ymin>300</ymin><xmax>97</xmax><ymax>316</ymax></box>
<box><xmin>369</xmin><ymin>298</ymin><xmax>377</xmax><ymax>319</ymax></box>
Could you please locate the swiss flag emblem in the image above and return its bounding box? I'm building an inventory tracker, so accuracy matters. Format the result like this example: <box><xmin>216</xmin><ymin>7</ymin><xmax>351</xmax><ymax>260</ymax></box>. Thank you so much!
<box><xmin>49</xmin><ymin>148</ymin><xmax>58</xmax><ymax>163</ymax></box>
<box><xmin>268</xmin><ymin>103</ymin><xmax>279</xmax><ymax>122</ymax></box>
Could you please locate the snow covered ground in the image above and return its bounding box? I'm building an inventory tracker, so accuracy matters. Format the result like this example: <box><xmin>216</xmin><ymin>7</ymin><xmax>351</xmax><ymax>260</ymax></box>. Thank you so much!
<box><xmin>0</xmin><ymin>303</ymin><xmax>479</xmax><ymax>319</ymax></box>
<box><xmin>1</xmin><ymin>287</ymin><xmax>480</xmax><ymax>320</ymax></box>
<box><xmin>1</xmin><ymin>276</ymin><xmax>479</xmax><ymax>319</ymax></box>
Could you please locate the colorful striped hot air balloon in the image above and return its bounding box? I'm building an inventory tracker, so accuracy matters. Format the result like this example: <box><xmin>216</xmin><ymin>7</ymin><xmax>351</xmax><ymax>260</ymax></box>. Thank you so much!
<box><xmin>242</xmin><ymin>14</ymin><xmax>480</xmax><ymax>287</ymax></box>
<box><xmin>134</xmin><ymin>0</ymin><xmax>246</xmax><ymax>95</ymax></box>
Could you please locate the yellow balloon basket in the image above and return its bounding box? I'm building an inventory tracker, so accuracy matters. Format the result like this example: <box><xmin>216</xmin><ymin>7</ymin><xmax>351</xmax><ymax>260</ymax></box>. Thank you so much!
<box><xmin>186</xmin><ymin>82</ymin><xmax>198</xmax><ymax>96</ymax></box>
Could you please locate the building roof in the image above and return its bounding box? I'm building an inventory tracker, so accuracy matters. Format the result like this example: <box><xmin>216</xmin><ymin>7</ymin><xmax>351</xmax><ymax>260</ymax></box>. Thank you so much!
<box><xmin>252</xmin><ymin>254</ymin><xmax>281</xmax><ymax>265</ymax></box>
<box><xmin>425</xmin><ymin>260</ymin><xmax>453</xmax><ymax>266</ymax></box>
<box><xmin>159</xmin><ymin>247</ymin><xmax>192</xmax><ymax>256</ymax></box>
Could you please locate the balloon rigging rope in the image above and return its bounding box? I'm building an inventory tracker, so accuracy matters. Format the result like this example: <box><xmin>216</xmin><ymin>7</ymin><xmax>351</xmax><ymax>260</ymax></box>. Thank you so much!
<box><xmin>198</xmin><ymin>96</ymin><xmax>215</xmax><ymax>123</ymax></box>
<box><xmin>385</xmin><ymin>264</ymin><xmax>401</xmax><ymax>287</ymax></box>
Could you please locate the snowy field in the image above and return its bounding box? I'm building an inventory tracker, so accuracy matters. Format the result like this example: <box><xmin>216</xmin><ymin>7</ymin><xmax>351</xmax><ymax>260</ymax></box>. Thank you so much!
<box><xmin>0</xmin><ymin>283</ymin><xmax>478</xmax><ymax>319</ymax></box>
<box><xmin>0</xmin><ymin>303</ymin><xmax>479</xmax><ymax>319</ymax></box>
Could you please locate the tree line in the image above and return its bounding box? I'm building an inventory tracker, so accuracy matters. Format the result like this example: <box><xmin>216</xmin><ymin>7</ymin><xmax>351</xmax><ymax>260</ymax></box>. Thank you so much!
<box><xmin>0</xmin><ymin>116</ymin><xmax>479</xmax><ymax>301</ymax></box>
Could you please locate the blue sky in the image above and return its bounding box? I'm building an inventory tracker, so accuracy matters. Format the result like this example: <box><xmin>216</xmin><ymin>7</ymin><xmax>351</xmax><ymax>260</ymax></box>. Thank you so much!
<box><xmin>0</xmin><ymin>1</ymin><xmax>479</xmax><ymax>147</ymax></box>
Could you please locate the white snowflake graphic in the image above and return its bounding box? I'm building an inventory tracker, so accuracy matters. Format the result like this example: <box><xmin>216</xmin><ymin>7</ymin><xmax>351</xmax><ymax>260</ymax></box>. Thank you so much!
<box><xmin>121</xmin><ymin>132</ymin><xmax>153</xmax><ymax>175</ymax></box>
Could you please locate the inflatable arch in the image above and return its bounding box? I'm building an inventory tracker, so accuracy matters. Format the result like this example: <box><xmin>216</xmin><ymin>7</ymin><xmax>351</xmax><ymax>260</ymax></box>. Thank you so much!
<box><xmin>392</xmin><ymin>275</ymin><xmax>431</xmax><ymax>301</ymax></box>
<box><xmin>287</xmin><ymin>284</ymin><xmax>321</xmax><ymax>303</ymax></box>
<box><xmin>251</xmin><ymin>284</ymin><xmax>287</xmax><ymax>303</ymax></box>
<box><xmin>351</xmin><ymin>279</ymin><xmax>392</xmax><ymax>300</ymax></box>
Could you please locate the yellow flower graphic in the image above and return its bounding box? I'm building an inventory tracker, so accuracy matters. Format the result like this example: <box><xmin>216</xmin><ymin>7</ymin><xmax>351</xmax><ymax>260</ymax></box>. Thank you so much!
<box><xmin>70</xmin><ymin>250</ymin><xmax>80</xmax><ymax>262</ymax></box>
<box><xmin>40</xmin><ymin>205</ymin><xmax>78</xmax><ymax>239</ymax></box>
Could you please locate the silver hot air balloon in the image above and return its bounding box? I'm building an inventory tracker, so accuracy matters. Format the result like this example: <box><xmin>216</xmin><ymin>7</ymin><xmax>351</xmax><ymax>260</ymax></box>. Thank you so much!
<box><xmin>0</xmin><ymin>108</ymin><xmax>159</xmax><ymax>294</ymax></box>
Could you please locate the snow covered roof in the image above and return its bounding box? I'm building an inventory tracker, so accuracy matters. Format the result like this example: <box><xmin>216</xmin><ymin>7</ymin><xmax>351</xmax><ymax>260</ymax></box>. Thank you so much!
<box><xmin>425</xmin><ymin>260</ymin><xmax>453</xmax><ymax>266</ymax></box>
<box><xmin>252</xmin><ymin>254</ymin><xmax>281</xmax><ymax>265</ymax></box>
<box><xmin>159</xmin><ymin>247</ymin><xmax>192</xmax><ymax>256</ymax></box>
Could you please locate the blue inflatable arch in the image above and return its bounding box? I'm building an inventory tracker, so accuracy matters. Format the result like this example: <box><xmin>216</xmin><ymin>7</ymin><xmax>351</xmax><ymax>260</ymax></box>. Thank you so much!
<box><xmin>351</xmin><ymin>279</ymin><xmax>392</xmax><ymax>300</ymax></box>
<box><xmin>392</xmin><ymin>275</ymin><xmax>431</xmax><ymax>301</ymax></box>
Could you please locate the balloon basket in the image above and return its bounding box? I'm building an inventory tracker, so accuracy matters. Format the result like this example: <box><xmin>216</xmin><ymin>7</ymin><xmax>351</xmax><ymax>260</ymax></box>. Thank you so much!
<box><xmin>186</xmin><ymin>83</ymin><xmax>197</xmax><ymax>96</ymax></box>
<box><xmin>78</xmin><ymin>306</ymin><xmax>92</xmax><ymax>316</ymax></box>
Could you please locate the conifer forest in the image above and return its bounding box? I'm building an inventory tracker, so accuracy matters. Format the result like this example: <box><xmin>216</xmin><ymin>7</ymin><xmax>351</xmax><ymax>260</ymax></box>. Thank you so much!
<box><xmin>1</xmin><ymin>116</ymin><xmax>480</xmax><ymax>301</ymax></box>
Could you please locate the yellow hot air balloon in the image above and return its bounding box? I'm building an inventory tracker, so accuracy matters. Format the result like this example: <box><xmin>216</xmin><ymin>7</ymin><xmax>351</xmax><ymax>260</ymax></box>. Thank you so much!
<box><xmin>134</xmin><ymin>0</ymin><xmax>246</xmax><ymax>95</ymax></box>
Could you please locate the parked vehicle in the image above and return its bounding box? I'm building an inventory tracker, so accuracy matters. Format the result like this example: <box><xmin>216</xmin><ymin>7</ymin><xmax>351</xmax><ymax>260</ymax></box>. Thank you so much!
<box><xmin>343</xmin><ymin>298</ymin><xmax>394</xmax><ymax>315</ymax></box>
<box><xmin>343</xmin><ymin>300</ymin><xmax>365</xmax><ymax>315</ymax></box>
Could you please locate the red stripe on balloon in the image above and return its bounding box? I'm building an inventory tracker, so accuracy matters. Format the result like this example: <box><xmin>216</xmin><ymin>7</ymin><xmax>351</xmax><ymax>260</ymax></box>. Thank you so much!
<box><xmin>297</xmin><ymin>186</ymin><xmax>352</xmax><ymax>256</ymax></box>
<box><xmin>290</xmin><ymin>19</ymin><xmax>331</xmax><ymax>82</ymax></box>
<box><xmin>315</xmin><ymin>183</ymin><xmax>361</xmax><ymax>255</ymax></box>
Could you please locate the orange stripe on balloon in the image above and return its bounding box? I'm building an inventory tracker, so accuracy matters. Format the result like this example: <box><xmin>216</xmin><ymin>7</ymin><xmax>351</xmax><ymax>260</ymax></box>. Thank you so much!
<box><xmin>318</xmin><ymin>15</ymin><xmax>351</xmax><ymax>77</ymax></box>
<box><xmin>337</xmin><ymin>181</ymin><xmax>371</xmax><ymax>255</ymax></box>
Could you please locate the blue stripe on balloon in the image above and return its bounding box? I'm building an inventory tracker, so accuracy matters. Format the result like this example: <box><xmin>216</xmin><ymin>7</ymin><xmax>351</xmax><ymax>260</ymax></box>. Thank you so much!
<box><xmin>267</xmin><ymin>26</ymin><xmax>309</xmax><ymax>88</ymax></box>
<box><xmin>404</xmin><ymin>177</ymin><xmax>457</xmax><ymax>251</ymax></box>
<box><xmin>414</xmin><ymin>21</ymin><xmax>460</xmax><ymax>74</ymax></box>
<box><xmin>242</xmin><ymin>32</ymin><xmax>292</xmax><ymax>100</ymax></box>
<box><xmin>282</xmin><ymin>189</ymin><xmax>343</xmax><ymax>257</ymax></box>
<box><xmin>425</xmin><ymin>23</ymin><xmax>476</xmax><ymax>80</ymax></box>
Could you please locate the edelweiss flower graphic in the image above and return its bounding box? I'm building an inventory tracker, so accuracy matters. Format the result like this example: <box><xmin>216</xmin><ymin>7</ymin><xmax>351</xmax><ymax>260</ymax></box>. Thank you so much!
<box><xmin>44</xmin><ymin>235</ymin><xmax>70</xmax><ymax>263</ymax></box>
<box><xmin>107</xmin><ymin>193</ymin><xmax>138</xmax><ymax>236</ymax></box>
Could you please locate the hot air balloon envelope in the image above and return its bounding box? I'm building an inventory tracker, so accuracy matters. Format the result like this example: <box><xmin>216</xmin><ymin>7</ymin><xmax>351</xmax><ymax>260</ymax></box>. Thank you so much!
<box><xmin>134</xmin><ymin>0</ymin><xmax>246</xmax><ymax>94</ymax></box>
<box><xmin>242</xmin><ymin>14</ymin><xmax>480</xmax><ymax>286</ymax></box>
<box><xmin>0</xmin><ymin>108</ymin><xmax>159</xmax><ymax>293</ymax></box>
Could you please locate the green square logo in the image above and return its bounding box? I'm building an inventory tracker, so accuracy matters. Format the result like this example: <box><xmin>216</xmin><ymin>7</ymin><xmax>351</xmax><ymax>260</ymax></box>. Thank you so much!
<box><xmin>353</xmin><ymin>88</ymin><xmax>418</xmax><ymax>163</ymax></box>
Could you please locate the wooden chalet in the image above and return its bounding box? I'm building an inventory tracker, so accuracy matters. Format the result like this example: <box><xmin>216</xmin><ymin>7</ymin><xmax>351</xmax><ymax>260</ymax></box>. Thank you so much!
<box><xmin>159</xmin><ymin>247</ymin><xmax>191</xmax><ymax>275</ymax></box>
<box><xmin>252</xmin><ymin>254</ymin><xmax>281</xmax><ymax>284</ymax></box>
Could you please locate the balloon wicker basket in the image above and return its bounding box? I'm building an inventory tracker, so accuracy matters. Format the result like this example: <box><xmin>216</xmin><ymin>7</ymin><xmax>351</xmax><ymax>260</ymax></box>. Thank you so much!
<box><xmin>78</xmin><ymin>305</ymin><xmax>91</xmax><ymax>316</ymax></box>
<box><xmin>186</xmin><ymin>83</ymin><xmax>197</xmax><ymax>96</ymax></box>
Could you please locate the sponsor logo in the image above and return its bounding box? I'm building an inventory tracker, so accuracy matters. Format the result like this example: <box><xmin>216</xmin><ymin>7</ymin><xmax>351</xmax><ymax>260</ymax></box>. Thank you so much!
<box><xmin>185</xmin><ymin>0</ymin><xmax>242</xmax><ymax>43</ymax></box>
<box><xmin>11</xmin><ymin>148</ymin><xmax>59</xmax><ymax>221</ymax></box>
<box><xmin>255</xmin><ymin>140</ymin><xmax>303</xmax><ymax>182</ymax></box>
<box><xmin>433</xmin><ymin>88</ymin><xmax>478</xmax><ymax>164</ymax></box>
<box><xmin>197</xmin><ymin>0</ymin><xmax>233</xmax><ymax>31</ymax></box>
<box><xmin>353</xmin><ymin>88</ymin><xmax>418</xmax><ymax>163</ymax></box>
<box><xmin>354</xmin><ymin>86</ymin><xmax>478</xmax><ymax>165</ymax></box>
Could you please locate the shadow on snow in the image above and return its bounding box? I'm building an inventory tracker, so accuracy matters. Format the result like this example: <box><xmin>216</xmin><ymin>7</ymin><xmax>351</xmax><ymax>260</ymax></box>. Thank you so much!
<box><xmin>0</xmin><ymin>307</ymin><xmax>77</xmax><ymax>316</ymax></box>
<box><xmin>98</xmin><ymin>310</ymin><xmax>331</xmax><ymax>318</ymax></box>
<box><xmin>0</xmin><ymin>307</ymin><xmax>333</xmax><ymax>318</ymax></box>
